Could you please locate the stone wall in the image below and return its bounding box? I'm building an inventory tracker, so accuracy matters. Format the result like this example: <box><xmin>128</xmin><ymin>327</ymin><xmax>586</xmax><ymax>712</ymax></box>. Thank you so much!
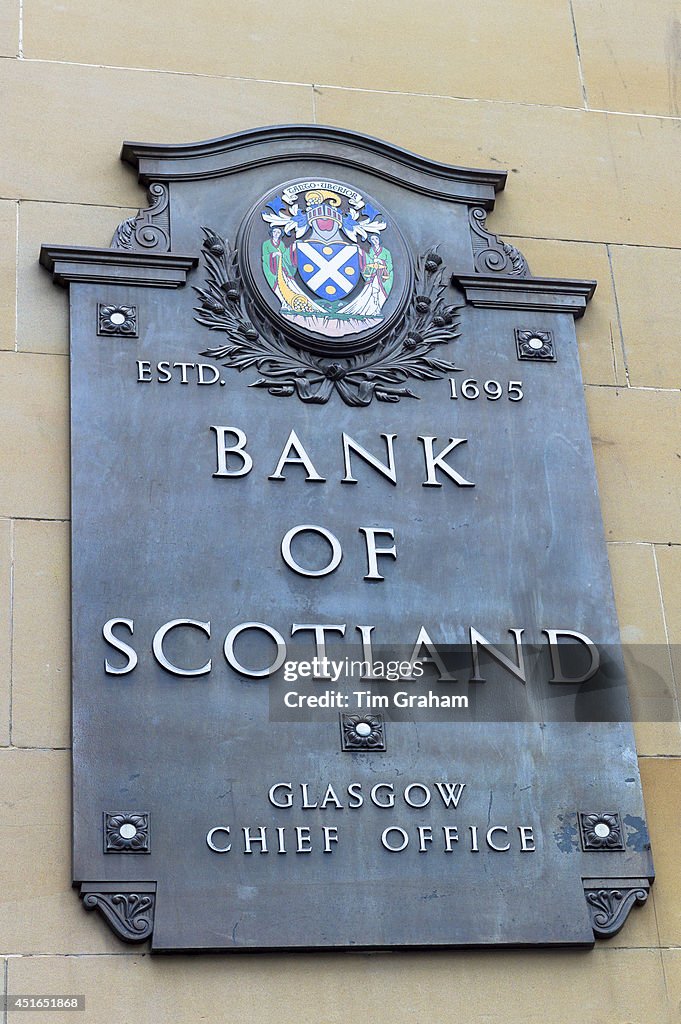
<box><xmin>1</xmin><ymin>2</ymin><xmax>680</xmax><ymax>1020</ymax></box>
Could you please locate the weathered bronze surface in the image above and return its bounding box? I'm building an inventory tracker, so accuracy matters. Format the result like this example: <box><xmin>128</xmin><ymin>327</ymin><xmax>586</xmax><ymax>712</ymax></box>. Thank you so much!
<box><xmin>40</xmin><ymin>126</ymin><xmax>653</xmax><ymax>951</ymax></box>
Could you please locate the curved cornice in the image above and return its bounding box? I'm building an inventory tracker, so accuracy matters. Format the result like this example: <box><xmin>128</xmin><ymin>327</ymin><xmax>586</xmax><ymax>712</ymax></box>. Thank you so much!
<box><xmin>120</xmin><ymin>124</ymin><xmax>506</xmax><ymax>208</ymax></box>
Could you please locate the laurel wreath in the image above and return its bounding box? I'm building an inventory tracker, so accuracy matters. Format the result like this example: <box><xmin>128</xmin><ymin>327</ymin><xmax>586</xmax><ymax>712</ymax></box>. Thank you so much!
<box><xmin>193</xmin><ymin>227</ymin><xmax>462</xmax><ymax>406</ymax></box>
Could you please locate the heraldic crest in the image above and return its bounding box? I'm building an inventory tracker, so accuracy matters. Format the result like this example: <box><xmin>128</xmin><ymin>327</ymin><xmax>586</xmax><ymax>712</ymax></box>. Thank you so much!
<box><xmin>260</xmin><ymin>181</ymin><xmax>393</xmax><ymax>338</ymax></box>
<box><xmin>194</xmin><ymin>176</ymin><xmax>462</xmax><ymax>406</ymax></box>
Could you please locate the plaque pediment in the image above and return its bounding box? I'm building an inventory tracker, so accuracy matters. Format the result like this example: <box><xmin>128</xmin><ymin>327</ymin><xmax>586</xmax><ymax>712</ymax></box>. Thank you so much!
<box><xmin>120</xmin><ymin>124</ymin><xmax>508</xmax><ymax>204</ymax></box>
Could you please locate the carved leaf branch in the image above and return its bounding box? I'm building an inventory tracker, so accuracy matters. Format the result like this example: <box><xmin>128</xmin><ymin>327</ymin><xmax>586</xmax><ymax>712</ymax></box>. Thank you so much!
<box><xmin>194</xmin><ymin>229</ymin><xmax>462</xmax><ymax>406</ymax></box>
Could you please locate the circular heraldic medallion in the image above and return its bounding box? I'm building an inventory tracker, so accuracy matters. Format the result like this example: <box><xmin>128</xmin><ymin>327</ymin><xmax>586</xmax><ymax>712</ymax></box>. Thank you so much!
<box><xmin>238</xmin><ymin>178</ymin><xmax>413</xmax><ymax>356</ymax></box>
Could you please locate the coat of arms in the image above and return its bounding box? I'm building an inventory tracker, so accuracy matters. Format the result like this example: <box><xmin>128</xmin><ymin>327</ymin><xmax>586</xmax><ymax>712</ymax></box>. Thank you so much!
<box><xmin>259</xmin><ymin>182</ymin><xmax>393</xmax><ymax>338</ymax></box>
<box><xmin>194</xmin><ymin>175</ymin><xmax>463</xmax><ymax>404</ymax></box>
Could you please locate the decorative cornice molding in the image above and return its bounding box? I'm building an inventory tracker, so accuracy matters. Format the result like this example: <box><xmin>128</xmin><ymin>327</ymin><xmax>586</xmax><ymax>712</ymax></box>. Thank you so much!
<box><xmin>583</xmin><ymin>878</ymin><xmax>650</xmax><ymax>939</ymax></box>
<box><xmin>120</xmin><ymin>124</ymin><xmax>507</xmax><ymax>207</ymax></box>
<box><xmin>39</xmin><ymin>246</ymin><xmax>198</xmax><ymax>288</ymax></box>
<box><xmin>80</xmin><ymin>882</ymin><xmax>156</xmax><ymax>943</ymax></box>
<box><xmin>453</xmin><ymin>274</ymin><xmax>596</xmax><ymax>318</ymax></box>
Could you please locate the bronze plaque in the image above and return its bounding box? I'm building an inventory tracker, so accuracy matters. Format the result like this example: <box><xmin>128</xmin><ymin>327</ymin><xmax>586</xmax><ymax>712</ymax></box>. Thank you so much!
<box><xmin>40</xmin><ymin>126</ymin><xmax>653</xmax><ymax>951</ymax></box>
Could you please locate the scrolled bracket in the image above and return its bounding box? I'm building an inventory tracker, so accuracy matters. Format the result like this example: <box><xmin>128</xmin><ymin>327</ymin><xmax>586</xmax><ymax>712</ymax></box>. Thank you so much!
<box><xmin>80</xmin><ymin>882</ymin><xmax>156</xmax><ymax>943</ymax></box>
<box><xmin>583</xmin><ymin>877</ymin><xmax>650</xmax><ymax>939</ymax></box>
<box><xmin>469</xmin><ymin>206</ymin><xmax>529</xmax><ymax>277</ymax></box>
<box><xmin>112</xmin><ymin>183</ymin><xmax>170</xmax><ymax>253</ymax></box>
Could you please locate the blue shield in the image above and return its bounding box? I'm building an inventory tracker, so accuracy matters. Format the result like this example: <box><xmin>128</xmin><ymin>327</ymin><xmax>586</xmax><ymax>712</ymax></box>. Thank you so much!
<box><xmin>297</xmin><ymin>242</ymin><xmax>361</xmax><ymax>301</ymax></box>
